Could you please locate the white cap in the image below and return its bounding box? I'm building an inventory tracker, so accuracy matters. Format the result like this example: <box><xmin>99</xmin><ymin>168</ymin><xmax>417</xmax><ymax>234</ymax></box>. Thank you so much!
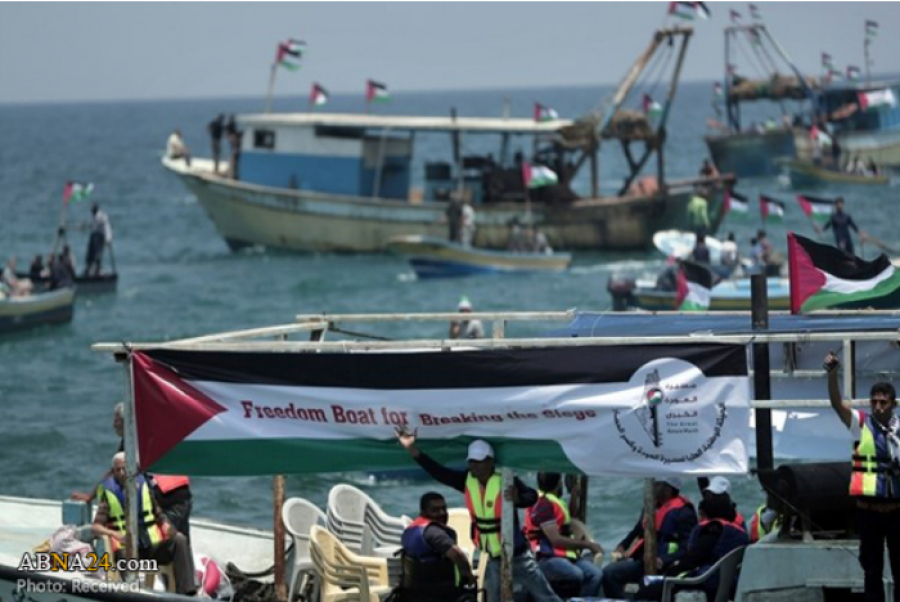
<box><xmin>658</xmin><ymin>476</ymin><xmax>682</xmax><ymax>491</ymax></box>
<box><xmin>467</xmin><ymin>439</ymin><xmax>494</xmax><ymax>461</ymax></box>
<box><xmin>704</xmin><ymin>476</ymin><xmax>731</xmax><ymax>495</ymax></box>
<box><xmin>458</xmin><ymin>296</ymin><xmax>473</xmax><ymax>311</ymax></box>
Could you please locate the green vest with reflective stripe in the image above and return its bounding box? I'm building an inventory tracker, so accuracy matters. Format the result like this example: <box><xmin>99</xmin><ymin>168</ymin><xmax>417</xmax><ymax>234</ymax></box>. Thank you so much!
<box><xmin>465</xmin><ymin>473</ymin><xmax>503</xmax><ymax>558</ymax></box>
<box><xmin>101</xmin><ymin>476</ymin><xmax>161</xmax><ymax>546</ymax></box>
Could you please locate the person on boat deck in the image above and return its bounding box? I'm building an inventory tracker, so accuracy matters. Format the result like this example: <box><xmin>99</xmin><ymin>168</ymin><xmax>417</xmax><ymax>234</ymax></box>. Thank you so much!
<box><xmin>445</xmin><ymin>196</ymin><xmax>463</xmax><ymax>243</ymax></box>
<box><xmin>449</xmin><ymin>296</ymin><xmax>484</xmax><ymax>340</ymax></box>
<box><xmin>225</xmin><ymin>115</ymin><xmax>242</xmax><ymax>180</ymax></box>
<box><xmin>524</xmin><ymin>472</ymin><xmax>603</xmax><ymax>598</ymax></box>
<box><xmin>691</xmin><ymin>235</ymin><xmax>711</xmax><ymax>265</ymax></box>
<box><xmin>400</xmin><ymin>491</ymin><xmax>477</xmax><ymax>602</ymax></box>
<box><xmin>698</xmin><ymin>476</ymin><xmax>745</xmax><ymax>529</ymax></box>
<box><xmin>59</xmin><ymin>244</ymin><xmax>77</xmax><ymax>281</ymax></box>
<box><xmin>29</xmin><ymin>254</ymin><xmax>44</xmax><ymax>282</ymax></box>
<box><xmin>816</xmin><ymin>198</ymin><xmax>866</xmax><ymax>256</ymax></box>
<box><xmin>49</xmin><ymin>254</ymin><xmax>73</xmax><ymax>290</ymax></box>
<box><xmin>83</xmin><ymin>203</ymin><xmax>112</xmax><ymax>277</ymax></box>
<box><xmin>395</xmin><ymin>430</ymin><xmax>563</xmax><ymax>602</ymax></box>
<box><xmin>826</xmin><ymin>352</ymin><xmax>900</xmax><ymax>602</ymax></box>
<box><xmin>208</xmin><ymin>113</ymin><xmax>225</xmax><ymax>174</ymax></box>
<box><xmin>720</xmin><ymin>232</ymin><xmax>740</xmax><ymax>270</ymax></box>
<box><xmin>698</xmin><ymin>159</ymin><xmax>719</xmax><ymax>179</ymax></box>
<box><xmin>460</xmin><ymin>199</ymin><xmax>476</xmax><ymax>248</ymax></box>
<box><xmin>91</xmin><ymin>453</ymin><xmax>196</xmax><ymax>596</ymax></box>
<box><xmin>166</xmin><ymin>128</ymin><xmax>191</xmax><ymax>167</ymax></box>
<box><xmin>507</xmin><ymin>217</ymin><xmax>528</xmax><ymax>252</ymax></box>
<box><xmin>533</xmin><ymin>229</ymin><xmax>553</xmax><ymax>255</ymax></box>
<box><xmin>749</xmin><ymin>490</ymin><xmax>784</xmax><ymax>544</ymax></box>
<box><xmin>686</xmin><ymin>189</ymin><xmax>710</xmax><ymax>234</ymax></box>
<box><xmin>634</xmin><ymin>494</ymin><xmax>749</xmax><ymax>602</ymax></box>
<box><xmin>600</xmin><ymin>477</ymin><xmax>698</xmax><ymax>599</ymax></box>
<box><xmin>2</xmin><ymin>257</ymin><xmax>33</xmax><ymax>296</ymax></box>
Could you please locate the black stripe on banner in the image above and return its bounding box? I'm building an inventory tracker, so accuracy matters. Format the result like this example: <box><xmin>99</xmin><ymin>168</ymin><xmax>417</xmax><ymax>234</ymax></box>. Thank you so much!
<box><xmin>145</xmin><ymin>344</ymin><xmax>746</xmax><ymax>389</ymax></box>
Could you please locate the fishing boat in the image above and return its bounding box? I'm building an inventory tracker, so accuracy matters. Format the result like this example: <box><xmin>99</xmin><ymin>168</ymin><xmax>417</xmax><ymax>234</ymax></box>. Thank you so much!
<box><xmin>0</xmin><ymin>287</ymin><xmax>75</xmax><ymax>335</ymax></box>
<box><xmin>820</xmin><ymin>79</ymin><xmax>900</xmax><ymax>167</ymax></box>
<box><xmin>705</xmin><ymin>24</ymin><xmax>819</xmax><ymax>178</ymax></box>
<box><xmin>386</xmin><ymin>235</ymin><xmax>571</xmax><ymax>278</ymax></box>
<box><xmin>785</xmin><ymin>159</ymin><xmax>890</xmax><ymax>188</ymax></box>
<box><xmin>21</xmin><ymin>272</ymin><xmax>119</xmax><ymax>295</ymax></box>
<box><xmin>610</xmin><ymin>274</ymin><xmax>792</xmax><ymax>312</ymax></box>
<box><xmin>164</xmin><ymin>27</ymin><xmax>733</xmax><ymax>254</ymax></box>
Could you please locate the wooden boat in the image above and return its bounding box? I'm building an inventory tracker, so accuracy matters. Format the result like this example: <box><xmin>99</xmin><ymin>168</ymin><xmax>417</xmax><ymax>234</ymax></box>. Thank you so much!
<box><xmin>624</xmin><ymin>276</ymin><xmax>792</xmax><ymax>312</ymax></box>
<box><xmin>0</xmin><ymin>287</ymin><xmax>75</xmax><ymax>335</ymax></box>
<box><xmin>164</xmin><ymin>27</ymin><xmax>733</xmax><ymax>253</ymax></box>
<box><xmin>386</xmin><ymin>235</ymin><xmax>571</xmax><ymax>278</ymax></box>
<box><xmin>819</xmin><ymin>79</ymin><xmax>900</xmax><ymax>167</ymax></box>
<box><xmin>786</xmin><ymin>159</ymin><xmax>890</xmax><ymax>188</ymax></box>
<box><xmin>20</xmin><ymin>272</ymin><xmax>118</xmax><ymax>295</ymax></box>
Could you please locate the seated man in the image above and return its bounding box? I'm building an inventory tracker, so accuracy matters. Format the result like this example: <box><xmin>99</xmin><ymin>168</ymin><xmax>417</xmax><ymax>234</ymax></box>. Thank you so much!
<box><xmin>524</xmin><ymin>472</ymin><xmax>602</xmax><ymax>598</ymax></box>
<box><xmin>400</xmin><ymin>492</ymin><xmax>476</xmax><ymax>602</ymax></box>
<box><xmin>91</xmin><ymin>453</ymin><xmax>195</xmax><ymax>595</ymax></box>
<box><xmin>166</xmin><ymin>129</ymin><xmax>191</xmax><ymax>166</ymax></box>
<box><xmin>601</xmin><ymin>477</ymin><xmax>697</xmax><ymax>598</ymax></box>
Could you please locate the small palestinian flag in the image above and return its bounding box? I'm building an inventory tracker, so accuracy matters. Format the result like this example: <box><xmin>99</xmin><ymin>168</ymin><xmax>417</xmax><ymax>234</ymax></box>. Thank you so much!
<box><xmin>724</xmin><ymin>189</ymin><xmax>749</xmax><ymax>219</ymax></box>
<box><xmin>821</xmin><ymin>52</ymin><xmax>833</xmax><ymax>69</ymax></box>
<box><xmin>847</xmin><ymin>66</ymin><xmax>861</xmax><ymax>81</ymax></box>
<box><xmin>310</xmin><ymin>83</ymin><xmax>329</xmax><ymax>107</ymax></box>
<box><xmin>522</xmin><ymin>162</ymin><xmax>558</xmax><ymax>189</ymax></box>
<box><xmin>749</xmin><ymin>3</ymin><xmax>761</xmax><ymax>20</ymax></box>
<box><xmin>858</xmin><ymin>88</ymin><xmax>897</xmax><ymax>111</ymax></box>
<box><xmin>730</xmin><ymin>9</ymin><xmax>741</xmax><ymax>22</ymax></box>
<box><xmin>63</xmin><ymin>180</ymin><xmax>94</xmax><ymax>203</ymax></box>
<box><xmin>748</xmin><ymin>28</ymin><xmax>762</xmax><ymax>46</ymax></box>
<box><xmin>676</xmin><ymin>260</ymin><xmax>714</xmax><ymax>311</ymax></box>
<box><xmin>796</xmin><ymin>194</ymin><xmax>834</xmax><ymax>224</ymax></box>
<box><xmin>668</xmin><ymin>1</ymin><xmax>710</xmax><ymax>20</ymax></box>
<box><xmin>276</xmin><ymin>39</ymin><xmax>305</xmax><ymax>71</ymax></box>
<box><xmin>533</xmin><ymin>103</ymin><xmax>559</xmax><ymax>122</ymax></box>
<box><xmin>788</xmin><ymin>233</ymin><xmax>900</xmax><ymax>313</ymax></box>
<box><xmin>643</xmin><ymin>94</ymin><xmax>662</xmax><ymax>118</ymax></box>
<box><xmin>866</xmin><ymin>20</ymin><xmax>878</xmax><ymax>38</ymax></box>
<box><xmin>760</xmin><ymin>195</ymin><xmax>785</xmax><ymax>222</ymax></box>
<box><xmin>366</xmin><ymin>79</ymin><xmax>391</xmax><ymax>103</ymax></box>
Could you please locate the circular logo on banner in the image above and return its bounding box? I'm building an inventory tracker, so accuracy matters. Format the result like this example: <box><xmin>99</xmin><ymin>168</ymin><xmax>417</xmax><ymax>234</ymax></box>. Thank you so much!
<box><xmin>614</xmin><ymin>358</ymin><xmax>726</xmax><ymax>464</ymax></box>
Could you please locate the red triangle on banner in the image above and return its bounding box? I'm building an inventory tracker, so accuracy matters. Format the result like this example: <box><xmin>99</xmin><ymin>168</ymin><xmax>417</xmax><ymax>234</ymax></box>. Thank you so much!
<box><xmin>132</xmin><ymin>351</ymin><xmax>227</xmax><ymax>469</ymax></box>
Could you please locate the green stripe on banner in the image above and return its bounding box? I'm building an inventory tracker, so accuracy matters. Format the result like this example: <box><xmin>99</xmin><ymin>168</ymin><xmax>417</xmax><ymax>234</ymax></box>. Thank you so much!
<box><xmin>802</xmin><ymin>274</ymin><xmax>900</xmax><ymax>312</ymax></box>
<box><xmin>149</xmin><ymin>437</ymin><xmax>580</xmax><ymax>476</ymax></box>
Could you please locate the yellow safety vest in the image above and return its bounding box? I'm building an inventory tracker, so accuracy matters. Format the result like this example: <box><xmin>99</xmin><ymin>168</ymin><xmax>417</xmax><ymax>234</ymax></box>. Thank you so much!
<box><xmin>101</xmin><ymin>478</ymin><xmax>163</xmax><ymax>548</ymax></box>
<box><xmin>850</xmin><ymin>411</ymin><xmax>900</xmax><ymax>499</ymax></box>
<box><xmin>464</xmin><ymin>473</ymin><xmax>503</xmax><ymax>558</ymax></box>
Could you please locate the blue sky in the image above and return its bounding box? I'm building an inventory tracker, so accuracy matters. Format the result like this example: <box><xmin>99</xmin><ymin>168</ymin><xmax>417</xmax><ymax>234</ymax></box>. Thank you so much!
<box><xmin>1</xmin><ymin>2</ymin><xmax>898</xmax><ymax>103</ymax></box>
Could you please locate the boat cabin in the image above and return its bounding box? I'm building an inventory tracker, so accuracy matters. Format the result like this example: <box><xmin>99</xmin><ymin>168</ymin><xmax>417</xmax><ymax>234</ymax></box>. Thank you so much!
<box><xmin>819</xmin><ymin>80</ymin><xmax>900</xmax><ymax>136</ymax></box>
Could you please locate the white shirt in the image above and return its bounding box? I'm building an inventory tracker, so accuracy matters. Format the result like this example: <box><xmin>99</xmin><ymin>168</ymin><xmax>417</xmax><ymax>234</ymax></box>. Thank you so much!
<box><xmin>166</xmin><ymin>133</ymin><xmax>187</xmax><ymax>158</ymax></box>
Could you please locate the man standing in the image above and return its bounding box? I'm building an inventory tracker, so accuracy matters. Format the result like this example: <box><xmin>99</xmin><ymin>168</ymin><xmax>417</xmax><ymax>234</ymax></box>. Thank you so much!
<box><xmin>401</xmin><ymin>492</ymin><xmax>476</xmax><ymax>602</ymax></box>
<box><xmin>825</xmin><ymin>352</ymin><xmax>900</xmax><ymax>602</ymax></box>
<box><xmin>84</xmin><ymin>203</ymin><xmax>112</xmax><ymax>277</ymax></box>
<box><xmin>208</xmin><ymin>114</ymin><xmax>225</xmax><ymax>174</ymax></box>
<box><xmin>396</xmin><ymin>430</ymin><xmax>562</xmax><ymax>602</ymax></box>
<box><xmin>449</xmin><ymin>297</ymin><xmax>485</xmax><ymax>340</ymax></box>
<box><xmin>819</xmin><ymin>198</ymin><xmax>865</xmax><ymax>255</ymax></box>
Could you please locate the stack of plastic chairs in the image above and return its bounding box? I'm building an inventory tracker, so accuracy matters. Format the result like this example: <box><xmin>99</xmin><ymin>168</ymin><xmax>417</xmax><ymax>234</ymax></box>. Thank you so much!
<box><xmin>310</xmin><ymin>525</ymin><xmax>392</xmax><ymax>602</ymax></box>
<box><xmin>282</xmin><ymin>497</ymin><xmax>327</xmax><ymax>602</ymax></box>
<box><xmin>327</xmin><ymin>484</ymin><xmax>409</xmax><ymax>554</ymax></box>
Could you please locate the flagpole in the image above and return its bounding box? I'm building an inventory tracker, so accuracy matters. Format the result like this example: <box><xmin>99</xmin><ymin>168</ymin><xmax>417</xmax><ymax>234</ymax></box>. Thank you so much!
<box><xmin>265</xmin><ymin>63</ymin><xmax>277</xmax><ymax>114</ymax></box>
<box><xmin>864</xmin><ymin>38</ymin><xmax>871</xmax><ymax>85</ymax></box>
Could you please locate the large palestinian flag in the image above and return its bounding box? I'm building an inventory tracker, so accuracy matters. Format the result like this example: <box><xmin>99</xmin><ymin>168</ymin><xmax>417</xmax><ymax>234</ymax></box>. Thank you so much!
<box><xmin>676</xmin><ymin>260</ymin><xmax>714</xmax><ymax>311</ymax></box>
<box><xmin>129</xmin><ymin>345</ymin><xmax>749</xmax><ymax>477</ymax></box>
<box><xmin>788</xmin><ymin>232</ymin><xmax>900</xmax><ymax>313</ymax></box>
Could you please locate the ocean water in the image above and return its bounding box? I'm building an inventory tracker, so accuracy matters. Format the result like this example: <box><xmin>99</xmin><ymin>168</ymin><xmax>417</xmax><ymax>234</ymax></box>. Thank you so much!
<box><xmin>1</xmin><ymin>81</ymin><xmax>897</xmax><ymax>555</ymax></box>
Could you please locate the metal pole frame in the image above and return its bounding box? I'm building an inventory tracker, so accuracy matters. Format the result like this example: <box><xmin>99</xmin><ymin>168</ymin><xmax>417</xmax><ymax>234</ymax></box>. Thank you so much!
<box><xmin>122</xmin><ymin>352</ymin><xmax>139</xmax><ymax>583</ymax></box>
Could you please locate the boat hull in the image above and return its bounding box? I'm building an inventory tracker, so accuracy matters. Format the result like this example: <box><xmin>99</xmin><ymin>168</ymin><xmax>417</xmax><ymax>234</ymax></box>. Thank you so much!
<box><xmin>706</xmin><ymin>128</ymin><xmax>804</xmax><ymax>178</ymax></box>
<box><xmin>786</xmin><ymin>160</ymin><xmax>889</xmax><ymax>188</ymax></box>
<box><xmin>837</xmin><ymin>127</ymin><xmax>900</xmax><ymax>167</ymax></box>
<box><xmin>386</xmin><ymin>235</ymin><xmax>572</xmax><ymax>278</ymax></box>
<box><xmin>0</xmin><ymin>288</ymin><xmax>75</xmax><ymax>335</ymax></box>
<box><xmin>165</xmin><ymin>158</ymin><xmax>728</xmax><ymax>253</ymax></box>
<box><xmin>631</xmin><ymin>279</ymin><xmax>792</xmax><ymax>312</ymax></box>
<box><xmin>22</xmin><ymin>273</ymin><xmax>118</xmax><ymax>295</ymax></box>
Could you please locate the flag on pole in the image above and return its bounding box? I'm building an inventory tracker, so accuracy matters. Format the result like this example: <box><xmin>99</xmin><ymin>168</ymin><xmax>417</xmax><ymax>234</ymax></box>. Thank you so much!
<box><xmin>858</xmin><ymin>89</ymin><xmax>897</xmax><ymax>111</ymax></box>
<box><xmin>675</xmin><ymin>260</ymin><xmax>714</xmax><ymax>311</ymax></box>
<box><xmin>642</xmin><ymin>94</ymin><xmax>663</xmax><ymax>118</ymax></box>
<box><xmin>730</xmin><ymin>9</ymin><xmax>741</xmax><ymax>22</ymax></box>
<box><xmin>533</xmin><ymin>103</ymin><xmax>559</xmax><ymax>122</ymax></box>
<box><xmin>63</xmin><ymin>180</ymin><xmax>94</xmax><ymax>203</ymax></box>
<box><xmin>788</xmin><ymin>233</ymin><xmax>900</xmax><ymax>313</ymax></box>
<box><xmin>796</xmin><ymin>194</ymin><xmax>834</xmax><ymax>224</ymax></box>
<box><xmin>275</xmin><ymin>39</ymin><xmax>305</xmax><ymax>71</ymax></box>
<box><xmin>522</xmin><ymin>162</ymin><xmax>559</xmax><ymax>189</ymax></box>
<box><xmin>724</xmin><ymin>189</ymin><xmax>749</xmax><ymax>219</ymax></box>
<box><xmin>366</xmin><ymin>79</ymin><xmax>391</xmax><ymax>103</ymax></box>
<box><xmin>821</xmin><ymin>52</ymin><xmax>833</xmax><ymax>69</ymax></box>
<box><xmin>310</xmin><ymin>83</ymin><xmax>329</xmax><ymax>107</ymax></box>
<box><xmin>846</xmin><ymin>66</ymin><xmax>861</xmax><ymax>81</ymax></box>
<box><xmin>866</xmin><ymin>20</ymin><xmax>878</xmax><ymax>38</ymax></box>
<box><xmin>748</xmin><ymin>28</ymin><xmax>762</xmax><ymax>46</ymax></box>
<box><xmin>749</xmin><ymin>3</ymin><xmax>761</xmax><ymax>20</ymax></box>
<box><xmin>668</xmin><ymin>1</ymin><xmax>710</xmax><ymax>20</ymax></box>
<box><xmin>760</xmin><ymin>195</ymin><xmax>785</xmax><ymax>222</ymax></box>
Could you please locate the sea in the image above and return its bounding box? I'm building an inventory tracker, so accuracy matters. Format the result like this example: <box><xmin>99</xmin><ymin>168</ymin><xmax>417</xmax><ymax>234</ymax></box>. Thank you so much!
<box><xmin>1</xmin><ymin>81</ymin><xmax>897</xmax><ymax>555</ymax></box>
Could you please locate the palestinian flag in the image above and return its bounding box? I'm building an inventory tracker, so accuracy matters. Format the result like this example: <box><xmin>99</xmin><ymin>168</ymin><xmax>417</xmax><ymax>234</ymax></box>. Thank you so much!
<box><xmin>724</xmin><ymin>189</ymin><xmax>749</xmax><ymax>219</ymax></box>
<box><xmin>748</xmin><ymin>28</ymin><xmax>762</xmax><ymax>46</ymax></box>
<box><xmin>760</xmin><ymin>195</ymin><xmax>785</xmax><ymax>222</ymax></box>
<box><xmin>63</xmin><ymin>180</ymin><xmax>94</xmax><ymax>203</ymax></box>
<box><xmin>847</xmin><ymin>66</ymin><xmax>861</xmax><ymax>81</ymax></box>
<box><xmin>310</xmin><ymin>83</ymin><xmax>329</xmax><ymax>107</ymax></box>
<box><xmin>366</xmin><ymin>79</ymin><xmax>391</xmax><ymax>103</ymax></box>
<box><xmin>128</xmin><ymin>345</ymin><xmax>750</xmax><ymax>477</ymax></box>
<box><xmin>788</xmin><ymin>233</ymin><xmax>900</xmax><ymax>313</ymax></box>
<box><xmin>643</xmin><ymin>94</ymin><xmax>662</xmax><ymax>118</ymax></box>
<box><xmin>821</xmin><ymin>52</ymin><xmax>833</xmax><ymax>69</ymax></box>
<box><xmin>276</xmin><ymin>39</ymin><xmax>305</xmax><ymax>71</ymax></box>
<box><xmin>533</xmin><ymin>103</ymin><xmax>559</xmax><ymax>122</ymax></box>
<box><xmin>858</xmin><ymin>88</ymin><xmax>897</xmax><ymax>111</ymax></box>
<box><xmin>866</xmin><ymin>19</ymin><xmax>878</xmax><ymax>38</ymax></box>
<box><xmin>676</xmin><ymin>260</ymin><xmax>714</xmax><ymax>311</ymax></box>
<box><xmin>730</xmin><ymin>9</ymin><xmax>741</xmax><ymax>22</ymax></box>
<box><xmin>522</xmin><ymin>162</ymin><xmax>558</xmax><ymax>189</ymax></box>
<box><xmin>749</xmin><ymin>3</ymin><xmax>761</xmax><ymax>20</ymax></box>
<box><xmin>668</xmin><ymin>1</ymin><xmax>710</xmax><ymax>20</ymax></box>
<box><xmin>796</xmin><ymin>194</ymin><xmax>834</xmax><ymax>224</ymax></box>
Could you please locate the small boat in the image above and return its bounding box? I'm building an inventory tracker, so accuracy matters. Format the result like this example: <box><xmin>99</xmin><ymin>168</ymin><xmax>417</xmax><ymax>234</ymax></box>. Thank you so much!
<box><xmin>652</xmin><ymin>229</ymin><xmax>725</xmax><ymax>264</ymax></box>
<box><xmin>0</xmin><ymin>287</ymin><xmax>75</xmax><ymax>335</ymax></box>
<box><xmin>386</xmin><ymin>235</ymin><xmax>571</xmax><ymax>278</ymax></box>
<box><xmin>21</xmin><ymin>272</ymin><xmax>118</xmax><ymax>295</ymax></box>
<box><xmin>786</xmin><ymin>160</ymin><xmax>890</xmax><ymax>188</ymax></box>
<box><xmin>611</xmin><ymin>275</ymin><xmax>792</xmax><ymax>312</ymax></box>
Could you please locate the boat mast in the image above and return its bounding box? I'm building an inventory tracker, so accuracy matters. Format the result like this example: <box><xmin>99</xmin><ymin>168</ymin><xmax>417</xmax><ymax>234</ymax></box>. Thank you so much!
<box><xmin>864</xmin><ymin>36</ymin><xmax>871</xmax><ymax>85</ymax></box>
<box><xmin>656</xmin><ymin>28</ymin><xmax>693</xmax><ymax>191</ymax></box>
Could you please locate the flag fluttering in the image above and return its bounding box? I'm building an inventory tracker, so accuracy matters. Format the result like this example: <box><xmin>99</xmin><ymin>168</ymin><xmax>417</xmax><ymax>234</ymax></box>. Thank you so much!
<box><xmin>310</xmin><ymin>83</ymin><xmax>329</xmax><ymax>107</ymax></box>
<box><xmin>788</xmin><ymin>233</ymin><xmax>900</xmax><ymax>314</ymax></box>
<box><xmin>642</xmin><ymin>94</ymin><xmax>663</xmax><ymax>118</ymax></box>
<box><xmin>724</xmin><ymin>189</ymin><xmax>749</xmax><ymax>220</ymax></box>
<box><xmin>796</xmin><ymin>194</ymin><xmax>834</xmax><ymax>224</ymax></box>
<box><xmin>275</xmin><ymin>39</ymin><xmax>305</xmax><ymax>71</ymax></box>
<box><xmin>522</xmin><ymin>162</ymin><xmax>559</xmax><ymax>189</ymax></box>
<box><xmin>846</xmin><ymin>66</ymin><xmax>861</xmax><ymax>81</ymax></box>
<box><xmin>749</xmin><ymin>3</ymin><xmax>761</xmax><ymax>20</ymax></box>
<box><xmin>366</xmin><ymin>80</ymin><xmax>391</xmax><ymax>103</ymax></box>
<box><xmin>730</xmin><ymin>9</ymin><xmax>741</xmax><ymax>22</ymax></box>
<box><xmin>668</xmin><ymin>1</ymin><xmax>710</xmax><ymax>20</ymax></box>
<box><xmin>676</xmin><ymin>260</ymin><xmax>714</xmax><ymax>311</ymax></box>
<box><xmin>63</xmin><ymin>181</ymin><xmax>94</xmax><ymax>204</ymax></box>
<box><xmin>821</xmin><ymin>52</ymin><xmax>833</xmax><ymax>69</ymax></box>
<box><xmin>760</xmin><ymin>195</ymin><xmax>785</xmax><ymax>223</ymax></box>
<box><xmin>533</xmin><ymin>103</ymin><xmax>559</xmax><ymax>122</ymax></box>
<box><xmin>858</xmin><ymin>89</ymin><xmax>897</xmax><ymax>111</ymax></box>
<box><xmin>866</xmin><ymin>20</ymin><xmax>878</xmax><ymax>38</ymax></box>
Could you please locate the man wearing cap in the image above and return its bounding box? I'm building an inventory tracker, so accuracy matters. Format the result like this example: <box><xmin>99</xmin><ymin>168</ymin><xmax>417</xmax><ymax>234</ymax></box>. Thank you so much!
<box><xmin>396</xmin><ymin>429</ymin><xmax>562</xmax><ymax>602</ymax></box>
<box><xmin>700</xmin><ymin>476</ymin><xmax>745</xmax><ymax>530</ymax></box>
<box><xmin>601</xmin><ymin>477</ymin><xmax>697</xmax><ymax>599</ymax></box>
<box><xmin>449</xmin><ymin>297</ymin><xmax>484</xmax><ymax>340</ymax></box>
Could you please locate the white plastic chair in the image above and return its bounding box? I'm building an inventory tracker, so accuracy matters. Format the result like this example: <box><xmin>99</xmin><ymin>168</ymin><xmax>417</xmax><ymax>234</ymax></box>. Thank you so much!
<box><xmin>310</xmin><ymin>525</ymin><xmax>391</xmax><ymax>602</ymax></box>
<box><xmin>447</xmin><ymin>507</ymin><xmax>475</xmax><ymax>558</ymax></box>
<box><xmin>328</xmin><ymin>485</ymin><xmax>408</xmax><ymax>554</ymax></box>
<box><xmin>282</xmin><ymin>497</ymin><xmax>327</xmax><ymax>602</ymax></box>
<box><xmin>661</xmin><ymin>546</ymin><xmax>746</xmax><ymax>602</ymax></box>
